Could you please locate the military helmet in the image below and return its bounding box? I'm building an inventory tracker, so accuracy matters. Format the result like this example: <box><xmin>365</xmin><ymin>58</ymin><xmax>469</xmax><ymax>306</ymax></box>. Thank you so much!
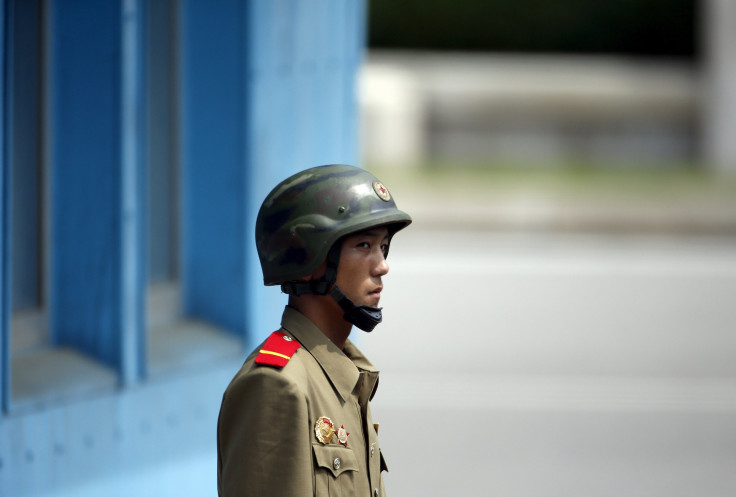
<box><xmin>256</xmin><ymin>164</ymin><xmax>412</xmax><ymax>286</ymax></box>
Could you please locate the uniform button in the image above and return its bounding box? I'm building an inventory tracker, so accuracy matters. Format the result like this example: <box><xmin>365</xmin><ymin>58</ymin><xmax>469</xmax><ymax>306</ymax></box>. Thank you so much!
<box><xmin>374</xmin><ymin>489</ymin><xmax>379</xmax><ymax>496</ymax></box>
<box><xmin>333</xmin><ymin>457</ymin><xmax>341</xmax><ymax>470</ymax></box>
<box><xmin>370</xmin><ymin>444</ymin><xmax>375</xmax><ymax>456</ymax></box>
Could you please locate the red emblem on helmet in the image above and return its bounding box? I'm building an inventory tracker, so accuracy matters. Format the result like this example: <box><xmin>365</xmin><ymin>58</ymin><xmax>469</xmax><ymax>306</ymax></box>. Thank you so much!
<box><xmin>373</xmin><ymin>181</ymin><xmax>391</xmax><ymax>201</ymax></box>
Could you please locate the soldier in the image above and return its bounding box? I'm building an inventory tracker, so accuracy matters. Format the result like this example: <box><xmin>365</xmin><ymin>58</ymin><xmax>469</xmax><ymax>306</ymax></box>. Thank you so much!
<box><xmin>217</xmin><ymin>164</ymin><xmax>412</xmax><ymax>497</ymax></box>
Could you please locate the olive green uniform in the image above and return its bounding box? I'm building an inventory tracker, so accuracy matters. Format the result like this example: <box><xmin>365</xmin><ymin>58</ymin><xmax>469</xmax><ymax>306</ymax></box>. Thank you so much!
<box><xmin>217</xmin><ymin>306</ymin><xmax>388</xmax><ymax>497</ymax></box>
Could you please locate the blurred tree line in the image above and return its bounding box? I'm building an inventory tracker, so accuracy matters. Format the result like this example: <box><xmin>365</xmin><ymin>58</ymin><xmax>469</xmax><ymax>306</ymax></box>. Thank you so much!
<box><xmin>369</xmin><ymin>0</ymin><xmax>697</xmax><ymax>58</ymax></box>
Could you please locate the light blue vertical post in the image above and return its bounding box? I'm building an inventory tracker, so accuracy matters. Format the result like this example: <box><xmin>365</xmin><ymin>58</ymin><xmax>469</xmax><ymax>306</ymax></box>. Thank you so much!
<box><xmin>49</xmin><ymin>0</ymin><xmax>145</xmax><ymax>384</ymax></box>
<box><xmin>121</xmin><ymin>0</ymin><xmax>147</xmax><ymax>383</ymax></box>
<box><xmin>243</xmin><ymin>0</ymin><xmax>366</xmax><ymax>340</ymax></box>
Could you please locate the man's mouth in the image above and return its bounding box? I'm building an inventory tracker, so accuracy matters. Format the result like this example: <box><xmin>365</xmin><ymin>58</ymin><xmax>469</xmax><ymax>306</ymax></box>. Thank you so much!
<box><xmin>368</xmin><ymin>287</ymin><xmax>382</xmax><ymax>298</ymax></box>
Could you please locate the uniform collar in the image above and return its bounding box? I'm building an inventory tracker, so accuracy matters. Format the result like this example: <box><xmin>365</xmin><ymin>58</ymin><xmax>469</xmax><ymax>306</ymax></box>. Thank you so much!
<box><xmin>281</xmin><ymin>306</ymin><xmax>379</xmax><ymax>404</ymax></box>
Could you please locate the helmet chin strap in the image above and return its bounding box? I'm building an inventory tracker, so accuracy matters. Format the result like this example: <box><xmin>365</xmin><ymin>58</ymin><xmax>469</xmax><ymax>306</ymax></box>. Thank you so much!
<box><xmin>329</xmin><ymin>286</ymin><xmax>382</xmax><ymax>332</ymax></box>
<box><xmin>281</xmin><ymin>242</ymin><xmax>383</xmax><ymax>332</ymax></box>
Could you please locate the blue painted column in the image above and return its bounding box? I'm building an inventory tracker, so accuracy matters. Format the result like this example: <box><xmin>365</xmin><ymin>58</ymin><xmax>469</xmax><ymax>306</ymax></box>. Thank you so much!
<box><xmin>180</xmin><ymin>0</ymin><xmax>365</xmax><ymax>347</ymax></box>
<box><xmin>49</xmin><ymin>0</ymin><xmax>146</xmax><ymax>384</ymax></box>
<box><xmin>244</xmin><ymin>0</ymin><xmax>366</xmax><ymax>341</ymax></box>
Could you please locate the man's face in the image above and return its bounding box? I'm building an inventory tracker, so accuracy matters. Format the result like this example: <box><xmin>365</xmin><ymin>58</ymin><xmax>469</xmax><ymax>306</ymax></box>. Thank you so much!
<box><xmin>335</xmin><ymin>227</ymin><xmax>390</xmax><ymax>308</ymax></box>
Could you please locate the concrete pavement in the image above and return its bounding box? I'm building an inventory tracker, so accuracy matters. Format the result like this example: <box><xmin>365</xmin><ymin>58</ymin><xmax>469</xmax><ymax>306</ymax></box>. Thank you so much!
<box><xmin>359</xmin><ymin>230</ymin><xmax>736</xmax><ymax>497</ymax></box>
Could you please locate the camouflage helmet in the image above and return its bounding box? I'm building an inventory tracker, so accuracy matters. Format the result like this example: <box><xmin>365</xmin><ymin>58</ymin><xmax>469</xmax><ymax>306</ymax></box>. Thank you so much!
<box><xmin>256</xmin><ymin>164</ymin><xmax>412</xmax><ymax>286</ymax></box>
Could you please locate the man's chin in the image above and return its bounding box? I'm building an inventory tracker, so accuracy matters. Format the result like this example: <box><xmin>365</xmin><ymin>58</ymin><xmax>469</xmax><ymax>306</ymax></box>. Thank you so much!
<box><xmin>364</xmin><ymin>296</ymin><xmax>381</xmax><ymax>308</ymax></box>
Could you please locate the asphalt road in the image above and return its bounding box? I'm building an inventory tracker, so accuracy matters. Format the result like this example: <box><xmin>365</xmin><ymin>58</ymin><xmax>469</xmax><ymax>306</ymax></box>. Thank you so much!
<box><xmin>359</xmin><ymin>230</ymin><xmax>736</xmax><ymax>497</ymax></box>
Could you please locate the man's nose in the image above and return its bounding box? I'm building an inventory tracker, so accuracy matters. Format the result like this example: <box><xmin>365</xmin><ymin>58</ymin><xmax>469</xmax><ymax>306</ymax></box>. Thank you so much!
<box><xmin>374</xmin><ymin>252</ymin><xmax>389</xmax><ymax>276</ymax></box>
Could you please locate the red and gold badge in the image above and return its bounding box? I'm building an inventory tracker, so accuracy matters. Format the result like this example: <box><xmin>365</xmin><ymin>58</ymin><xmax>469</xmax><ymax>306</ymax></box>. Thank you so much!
<box><xmin>337</xmin><ymin>425</ymin><xmax>349</xmax><ymax>447</ymax></box>
<box><xmin>314</xmin><ymin>416</ymin><xmax>335</xmax><ymax>444</ymax></box>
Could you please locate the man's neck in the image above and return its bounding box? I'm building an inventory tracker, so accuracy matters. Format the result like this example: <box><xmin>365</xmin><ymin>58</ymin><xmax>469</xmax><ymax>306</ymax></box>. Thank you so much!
<box><xmin>288</xmin><ymin>294</ymin><xmax>352</xmax><ymax>350</ymax></box>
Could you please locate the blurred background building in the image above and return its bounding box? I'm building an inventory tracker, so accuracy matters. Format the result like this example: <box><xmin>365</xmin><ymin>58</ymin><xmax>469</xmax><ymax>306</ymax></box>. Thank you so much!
<box><xmin>362</xmin><ymin>0</ymin><xmax>736</xmax><ymax>175</ymax></box>
<box><xmin>2</xmin><ymin>1</ymin><xmax>736</xmax><ymax>496</ymax></box>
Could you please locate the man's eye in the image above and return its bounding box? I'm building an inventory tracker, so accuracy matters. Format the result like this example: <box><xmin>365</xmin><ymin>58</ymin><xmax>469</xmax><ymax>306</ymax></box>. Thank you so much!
<box><xmin>381</xmin><ymin>244</ymin><xmax>389</xmax><ymax>255</ymax></box>
<box><xmin>357</xmin><ymin>241</ymin><xmax>370</xmax><ymax>249</ymax></box>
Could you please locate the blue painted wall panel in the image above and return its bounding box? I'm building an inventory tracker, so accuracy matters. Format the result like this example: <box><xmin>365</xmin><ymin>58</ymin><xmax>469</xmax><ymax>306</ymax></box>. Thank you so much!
<box><xmin>147</xmin><ymin>0</ymin><xmax>178</xmax><ymax>284</ymax></box>
<box><xmin>0</xmin><ymin>358</ymin><xmax>241</xmax><ymax>496</ymax></box>
<box><xmin>50</xmin><ymin>0</ymin><xmax>145</xmax><ymax>381</ymax></box>
<box><xmin>180</xmin><ymin>0</ymin><xmax>249</xmax><ymax>337</ymax></box>
<box><xmin>1</xmin><ymin>0</ymin><xmax>366</xmax><ymax>494</ymax></box>
<box><xmin>51</xmin><ymin>0</ymin><xmax>123</xmax><ymax>366</ymax></box>
<box><xmin>181</xmin><ymin>0</ymin><xmax>365</xmax><ymax>344</ymax></box>
<box><xmin>8</xmin><ymin>0</ymin><xmax>43</xmax><ymax>312</ymax></box>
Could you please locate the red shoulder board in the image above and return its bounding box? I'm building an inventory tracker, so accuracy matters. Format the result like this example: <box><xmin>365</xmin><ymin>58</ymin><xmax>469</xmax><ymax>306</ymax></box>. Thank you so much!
<box><xmin>254</xmin><ymin>332</ymin><xmax>301</xmax><ymax>368</ymax></box>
